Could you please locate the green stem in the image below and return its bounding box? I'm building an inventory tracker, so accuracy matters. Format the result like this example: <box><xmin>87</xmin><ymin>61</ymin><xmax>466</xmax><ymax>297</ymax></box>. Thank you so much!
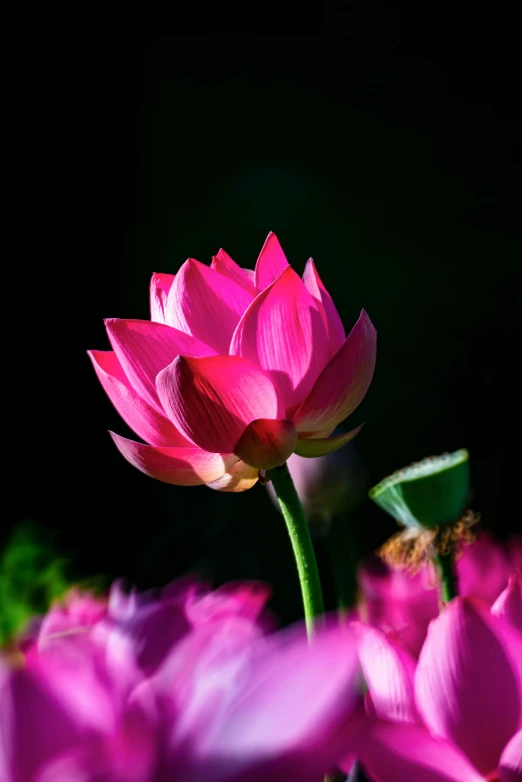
<box><xmin>268</xmin><ymin>463</ymin><xmax>325</xmax><ymax>636</ymax></box>
<box><xmin>436</xmin><ymin>551</ymin><xmax>458</xmax><ymax>606</ymax></box>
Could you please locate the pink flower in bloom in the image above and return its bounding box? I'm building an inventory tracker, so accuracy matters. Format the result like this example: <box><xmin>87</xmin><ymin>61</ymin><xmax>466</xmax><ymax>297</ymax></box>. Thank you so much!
<box><xmin>347</xmin><ymin>591</ymin><xmax>522</xmax><ymax>781</ymax></box>
<box><xmin>1</xmin><ymin>577</ymin><xmax>364</xmax><ymax>781</ymax></box>
<box><xmin>357</xmin><ymin>531</ymin><xmax>522</xmax><ymax>656</ymax></box>
<box><xmin>89</xmin><ymin>232</ymin><xmax>376</xmax><ymax>491</ymax></box>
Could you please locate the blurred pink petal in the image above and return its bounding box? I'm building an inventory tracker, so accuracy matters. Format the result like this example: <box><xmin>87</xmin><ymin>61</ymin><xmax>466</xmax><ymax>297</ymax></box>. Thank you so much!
<box><xmin>156</xmin><ymin>355</ymin><xmax>281</xmax><ymax>453</ymax></box>
<box><xmin>347</xmin><ymin>721</ymin><xmax>484</xmax><ymax>782</ymax></box>
<box><xmin>458</xmin><ymin>531</ymin><xmax>519</xmax><ymax>604</ymax></box>
<box><xmin>36</xmin><ymin>702</ymin><xmax>156</xmax><ymax>782</ymax></box>
<box><xmin>499</xmin><ymin>729</ymin><xmax>522</xmax><ymax>782</ymax></box>
<box><xmin>166</xmin><ymin>258</ymin><xmax>254</xmax><ymax>352</ymax></box>
<box><xmin>0</xmin><ymin>662</ymin><xmax>84</xmax><ymax>782</ymax></box>
<box><xmin>149</xmin><ymin>271</ymin><xmax>175</xmax><ymax>323</ymax></box>
<box><xmin>303</xmin><ymin>258</ymin><xmax>345</xmax><ymax>356</ymax></box>
<box><xmin>353</xmin><ymin>622</ymin><xmax>420</xmax><ymax>724</ymax></box>
<box><xmin>294</xmin><ymin>309</ymin><xmax>376</xmax><ymax>433</ymax></box>
<box><xmin>492</xmin><ymin>570</ymin><xmax>522</xmax><ymax>633</ymax></box>
<box><xmin>153</xmin><ymin>618</ymin><xmax>363</xmax><ymax>782</ymax></box>
<box><xmin>105</xmin><ymin>318</ymin><xmax>215</xmax><ymax>412</ymax></box>
<box><xmin>110</xmin><ymin>432</ymin><xmax>235</xmax><ymax>485</ymax></box>
<box><xmin>254</xmin><ymin>231</ymin><xmax>290</xmax><ymax>290</ymax></box>
<box><xmin>88</xmin><ymin>350</ymin><xmax>188</xmax><ymax>447</ymax></box>
<box><xmin>234</xmin><ymin>418</ymin><xmax>297</xmax><ymax>469</ymax></box>
<box><xmin>294</xmin><ymin>426</ymin><xmax>363</xmax><ymax>457</ymax></box>
<box><xmin>231</xmin><ymin>266</ymin><xmax>330</xmax><ymax>411</ymax></box>
<box><xmin>415</xmin><ymin>597</ymin><xmax>522</xmax><ymax>777</ymax></box>
<box><xmin>211</xmin><ymin>248</ymin><xmax>258</xmax><ymax>295</ymax></box>
<box><xmin>186</xmin><ymin>581</ymin><xmax>272</xmax><ymax>627</ymax></box>
<box><xmin>206</xmin><ymin>459</ymin><xmax>260</xmax><ymax>492</ymax></box>
<box><xmin>37</xmin><ymin>590</ymin><xmax>107</xmax><ymax>648</ymax></box>
<box><xmin>357</xmin><ymin>561</ymin><xmax>439</xmax><ymax>657</ymax></box>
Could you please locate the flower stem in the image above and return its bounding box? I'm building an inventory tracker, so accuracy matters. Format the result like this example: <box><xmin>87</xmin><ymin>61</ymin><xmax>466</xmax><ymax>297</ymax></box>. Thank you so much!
<box><xmin>436</xmin><ymin>551</ymin><xmax>458</xmax><ymax>606</ymax></box>
<box><xmin>268</xmin><ymin>463</ymin><xmax>325</xmax><ymax>636</ymax></box>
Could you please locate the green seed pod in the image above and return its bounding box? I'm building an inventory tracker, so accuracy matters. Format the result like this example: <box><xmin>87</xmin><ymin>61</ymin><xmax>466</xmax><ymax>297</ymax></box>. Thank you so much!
<box><xmin>369</xmin><ymin>449</ymin><xmax>470</xmax><ymax>529</ymax></box>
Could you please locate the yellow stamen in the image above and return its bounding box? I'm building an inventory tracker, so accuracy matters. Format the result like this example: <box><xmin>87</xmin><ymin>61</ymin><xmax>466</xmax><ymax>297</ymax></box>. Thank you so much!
<box><xmin>378</xmin><ymin>510</ymin><xmax>480</xmax><ymax>574</ymax></box>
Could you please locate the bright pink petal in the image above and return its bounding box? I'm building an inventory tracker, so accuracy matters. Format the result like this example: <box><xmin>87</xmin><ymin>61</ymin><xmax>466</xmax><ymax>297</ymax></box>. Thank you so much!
<box><xmin>110</xmin><ymin>432</ymin><xmax>235</xmax><ymax>485</ymax></box>
<box><xmin>234</xmin><ymin>418</ymin><xmax>297</xmax><ymax>470</ymax></box>
<box><xmin>206</xmin><ymin>460</ymin><xmax>260</xmax><ymax>492</ymax></box>
<box><xmin>492</xmin><ymin>570</ymin><xmax>522</xmax><ymax>633</ymax></box>
<box><xmin>150</xmin><ymin>272</ymin><xmax>175</xmax><ymax>323</ymax></box>
<box><xmin>242</xmin><ymin>267</ymin><xmax>256</xmax><ymax>284</ymax></box>
<box><xmin>156</xmin><ymin>355</ymin><xmax>281</xmax><ymax>453</ymax></box>
<box><xmin>346</xmin><ymin>721</ymin><xmax>484</xmax><ymax>782</ymax></box>
<box><xmin>294</xmin><ymin>309</ymin><xmax>376</xmax><ymax>433</ymax></box>
<box><xmin>88</xmin><ymin>350</ymin><xmax>189</xmax><ymax>447</ymax></box>
<box><xmin>352</xmin><ymin>622</ymin><xmax>420</xmax><ymax>724</ymax></box>
<box><xmin>231</xmin><ymin>266</ymin><xmax>330</xmax><ymax>412</ymax></box>
<box><xmin>254</xmin><ymin>231</ymin><xmax>290</xmax><ymax>290</ymax></box>
<box><xmin>211</xmin><ymin>248</ymin><xmax>258</xmax><ymax>295</ymax></box>
<box><xmin>499</xmin><ymin>729</ymin><xmax>522</xmax><ymax>782</ymax></box>
<box><xmin>165</xmin><ymin>258</ymin><xmax>254</xmax><ymax>352</ymax></box>
<box><xmin>105</xmin><ymin>318</ymin><xmax>215</xmax><ymax>412</ymax></box>
<box><xmin>415</xmin><ymin>597</ymin><xmax>522</xmax><ymax>777</ymax></box>
<box><xmin>294</xmin><ymin>426</ymin><xmax>363</xmax><ymax>457</ymax></box>
<box><xmin>303</xmin><ymin>259</ymin><xmax>345</xmax><ymax>356</ymax></box>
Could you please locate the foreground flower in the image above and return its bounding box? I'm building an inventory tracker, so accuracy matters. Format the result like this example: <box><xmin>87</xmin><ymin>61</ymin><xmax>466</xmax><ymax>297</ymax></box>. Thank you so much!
<box><xmin>1</xmin><ymin>577</ymin><xmax>364</xmax><ymax>781</ymax></box>
<box><xmin>358</xmin><ymin>531</ymin><xmax>522</xmax><ymax>656</ymax></box>
<box><xmin>89</xmin><ymin>232</ymin><xmax>376</xmax><ymax>491</ymax></box>
<box><xmin>349</xmin><ymin>592</ymin><xmax>522</xmax><ymax>781</ymax></box>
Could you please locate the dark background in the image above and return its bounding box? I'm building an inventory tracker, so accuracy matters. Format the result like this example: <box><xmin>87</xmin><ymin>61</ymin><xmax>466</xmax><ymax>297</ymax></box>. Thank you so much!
<box><xmin>6</xmin><ymin>8</ymin><xmax>520</xmax><ymax>625</ymax></box>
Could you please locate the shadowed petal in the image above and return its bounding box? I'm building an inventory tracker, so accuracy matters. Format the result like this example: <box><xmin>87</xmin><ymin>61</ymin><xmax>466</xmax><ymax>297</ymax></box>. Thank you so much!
<box><xmin>88</xmin><ymin>350</ymin><xmax>190</xmax><ymax>447</ymax></box>
<box><xmin>231</xmin><ymin>266</ymin><xmax>330</xmax><ymax>412</ymax></box>
<box><xmin>110</xmin><ymin>432</ymin><xmax>235</xmax><ymax>485</ymax></box>
<box><xmin>492</xmin><ymin>570</ymin><xmax>522</xmax><ymax>632</ymax></box>
<box><xmin>294</xmin><ymin>309</ymin><xmax>376</xmax><ymax>433</ymax></box>
<box><xmin>206</xmin><ymin>460</ymin><xmax>260</xmax><ymax>492</ymax></box>
<box><xmin>105</xmin><ymin>318</ymin><xmax>215</xmax><ymax>412</ymax></box>
<box><xmin>499</xmin><ymin>729</ymin><xmax>522</xmax><ymax>782</ymax></box>
<box><xmin>352</xmin><ymin>622</ymin><xmax>420</xmax><ymax>724</ymax></box>
<box><xmin>345</xmin><ymin>721</ymin><xmax>484</xmax><ymax>782</ymax></box>
<box><xmin>254</xmin><ymin>231</ymin><xmax>290</xmax><ymax>290</ymax></box>
<box><xmin>156</xmin><ymin>355</ymin><xmax>281</xmax><ymax>453</ymax></box>
<box><xmin>150</xmin><ymin>272</ymin><xmax>175</xmax><ymax>323</ymax></box>
<box><xmin>211</xmin><ymin>249</ymin><xmax>258</xmax><ymax>295</ymax></box>
<box><xmin>165</xmin><ymin>258</ymin><xmax>254</xmax><ymax>352</ymax></box>
<box><xmin>415</xmin><ymin>597</ymin><xmax>522</xmax><ymax>777</ymax></box>
<box><xmin>234</xmin><ymin>419</ymin><xmax>297</xmax><ymax>470</ymax></box>
<box><xmin>294</xmin><ymin>426</ymin><xmax>363</xmax><ymax>457</ymax></box>
<box><xmin>0</xmin><ymin>664</ymin><xmax>84</xmax><ymax>782</ymax></box>
<box><xmin>303</xmin><ymin>259</ymin><xmax>345</xmax><ymax>356</ymax></box>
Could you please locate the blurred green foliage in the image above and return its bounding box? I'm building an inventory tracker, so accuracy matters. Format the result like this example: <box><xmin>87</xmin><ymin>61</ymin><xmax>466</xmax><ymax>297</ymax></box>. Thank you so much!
<box><xmin>0</xmin><ymin>521</ymin><xmax>106</xmax><ymax>645</ymax></box>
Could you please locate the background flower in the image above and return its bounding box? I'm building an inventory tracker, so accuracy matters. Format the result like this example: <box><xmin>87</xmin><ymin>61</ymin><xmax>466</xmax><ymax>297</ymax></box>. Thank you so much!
<box><xmin>349</xmin><ymin>593</ymin><xmax>522</xmax><ymax>780</ymax></box>
<box><xmin>1</xmin><ymin>577</ymin><xmax>363</xmax><ymax>782</ymax></box>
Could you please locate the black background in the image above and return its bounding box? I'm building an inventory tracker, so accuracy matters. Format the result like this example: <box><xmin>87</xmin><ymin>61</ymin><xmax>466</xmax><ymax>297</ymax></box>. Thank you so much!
<box><xmin>6</xmin><ymin>6</ymin><xmax>521</xmax><ymax>624</ymax></box>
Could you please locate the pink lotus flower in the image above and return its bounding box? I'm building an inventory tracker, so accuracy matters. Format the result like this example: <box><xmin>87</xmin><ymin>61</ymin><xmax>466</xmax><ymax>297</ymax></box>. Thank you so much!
<box><xmin>2</xmin><ymin>576</ymin><xmax>364</xmax><ymax>781</ymax></box>
<box><xmin>89</xmin><ymin>232</ymin><xmax>376</xmax><ymax>491</ymax></box>
<box><xmin>27</xmin><ymin>578</ymin><xmax>273</xmax><ymax>675</ymax></box>
<box><xmin>348</xmin><ymin>590</ymin><xmax>522</xmax><ymax>781</ymax></box>
<box><xmin>358</xmin><ymin>531</ymin><xmax>522</xmax><ymax>657</ymax></box>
